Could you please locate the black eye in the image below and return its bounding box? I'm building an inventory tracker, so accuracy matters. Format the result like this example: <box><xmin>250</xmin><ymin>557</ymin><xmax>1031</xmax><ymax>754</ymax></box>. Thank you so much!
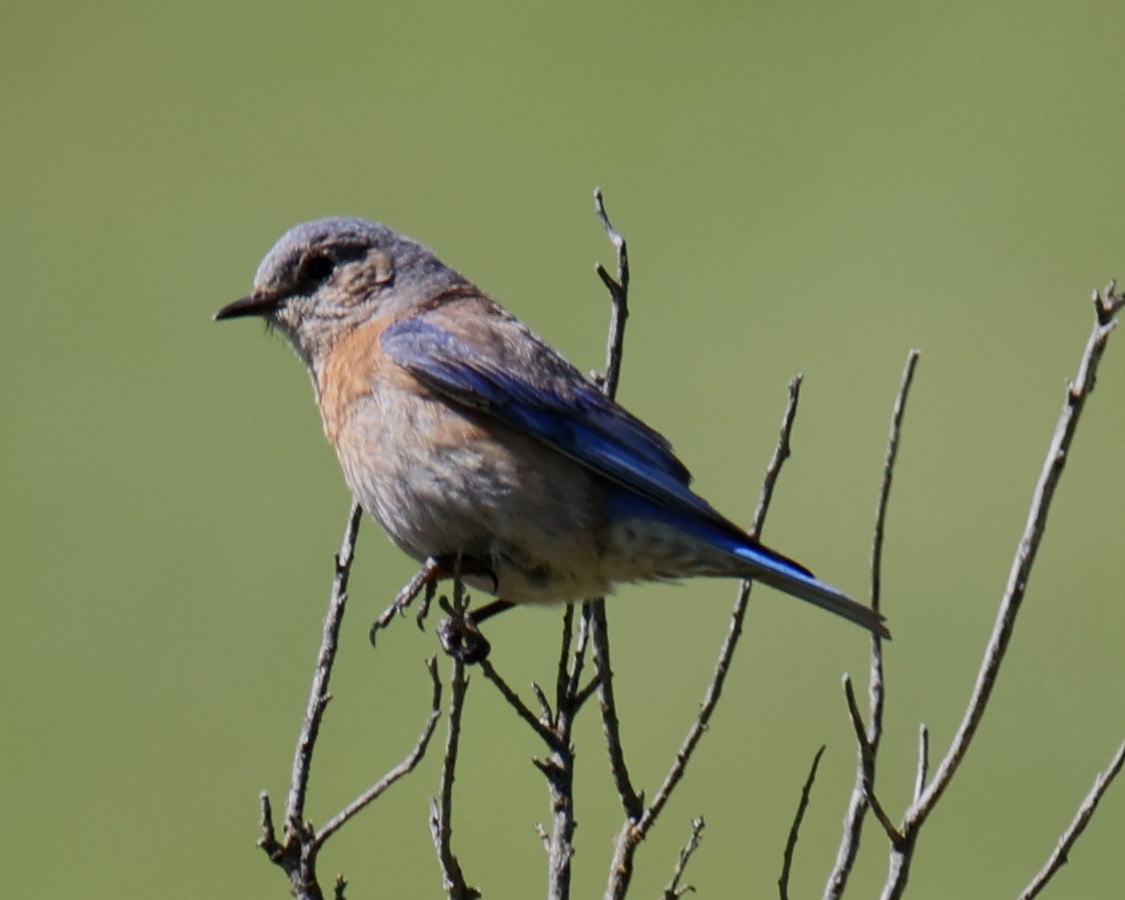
<box><xmin>298</xmin><ymin>251</ymin><xmax>336</xmax><ymax>289</ymax></box>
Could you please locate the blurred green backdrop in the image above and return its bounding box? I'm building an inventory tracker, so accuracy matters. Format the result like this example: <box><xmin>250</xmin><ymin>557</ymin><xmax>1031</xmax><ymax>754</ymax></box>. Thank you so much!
<box><xmin>4</xmin><ymin>1</ymin><xmax>1124</xmax><ymax>897</ymax></box>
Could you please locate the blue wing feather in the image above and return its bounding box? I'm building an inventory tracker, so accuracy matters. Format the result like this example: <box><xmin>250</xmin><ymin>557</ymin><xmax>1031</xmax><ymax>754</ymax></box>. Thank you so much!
<box><xmin>379</xmin><ymin>313</ymin><xmax>890</xmax><ymax>639</ymax></box>
<box><xmin>381</xmin><ymin>316</ymin><xmax>730</xmax><ymax>529</ymax></box>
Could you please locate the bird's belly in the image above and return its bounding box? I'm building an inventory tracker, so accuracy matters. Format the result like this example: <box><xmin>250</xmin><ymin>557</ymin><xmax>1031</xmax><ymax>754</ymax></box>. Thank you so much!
<box><xmin>333</xmin><ymin>392</ymin><xmax>614</xmax><ymax>602</ymax></box>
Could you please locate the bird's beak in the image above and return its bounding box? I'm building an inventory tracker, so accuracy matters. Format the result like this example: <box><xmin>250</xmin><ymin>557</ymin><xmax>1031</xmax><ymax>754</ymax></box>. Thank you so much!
<box><xmin>213</xmin><ymin>290</ymin><xmax>282</xmax><ymax>322</ymax></box>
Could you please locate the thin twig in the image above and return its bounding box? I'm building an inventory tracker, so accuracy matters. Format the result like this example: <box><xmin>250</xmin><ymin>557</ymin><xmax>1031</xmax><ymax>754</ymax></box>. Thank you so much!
<box><xmin>1018</xmin><ymin>738</ymin><xmax>1125</xmax><ymax>900</ymax></box>
<box><xmin>779</xmin><ymin>746</ymin><xmax>826</xmax><ymax>900</ymax></box>
<box><xmin>588</xmin><ymin>190</ymin><xmax>648</xmax><ymax>898</ymax></box>
<box><xmin>564</xmin><ymin>603</ymin><xmax>595</xmax><ymax>712</ymax></box>
<box><xmin>257</xmin><ymin>791</ymin><xmax>284</xmax><ymax>862</ymax></box>
<box><xmin>594</xmin><ymin>186</ymin><xmax>630</xmax><ymax>400</ymax></box>
<box><xmin>257</xmin><ymin>504</ymin><xmax>362</xmax><ymax>899</ymax></box>
<box><xmin>591</xmin><ymin>599</ymin><xmax>643</xmax><ymax>818</ymax></box>
<box><xmin>912</xmin><ymin>725</ymin><xmax>929</xmax><ymax>804</ymax></box>
<box><xmin>882</xmin><ymin>284</ymin><xmax>1125</xmax><ymax>899</ymax></box>
<box><xmin>750</xmin><ymin>375</ymin><xmax>802</xmax><ymax>535</ymax></box>
<box><xmin>316</xmin><ymin>658</ymin><xmax>443</xmax><ymax>844</ymax></box>
<box><xmin>555</xmin><ymin>602</ymin><xmax>577</xmax><ymax>720</ymax></box>
<box><xmin>826</xmin><ymin>350</ymin><xmax>919</xmax><ymax>897</ymax></box>
<box><xmin>431</xmin><ymin>577</ymin><xmax>480</xmax><ymax>899</ymax></box>
<box><xmin>1021</xmin><ymin>738</ymin><xmax>1125</xmax><ymax>900</ymax></box>
<box><xmin>605</xmin><ymin>377</ymin><xmax>804</xmax><ymax>899</ymax></box>
<box><xmin>534</xmin><ymin>192</ymin><xmax>637</xmax><ymax>899</ymax></box>
<box><xmin>479</xmin><ymin>659</ymin><xmax>560</xmax><ymax>747</ymax></box>
<box><xmin>663</xmin><ymin>817</ymin><xmax>706</xmax><ymax>899</ymax></box>
<box><xmin>842</xmin><ymin>677</ymin><xmax>902</xmax><ymax>845</ymax></box>
<box><xmin>532</xmin><ymin>681</ymin><xmax>553</xmax><ymax>722</ymax></box>
<box><xmin>574</xmin><ymin>673</ymin><xmax>602</xmax><ymax>711</ymax></box>
<box><xmin>286</xmin><ymin>501</ymin><xmax>364</xmax><ymax>830</ymax></box>
<box><xmin>644</xmin><ymin>377</ymin><xmax>803</xmax><ymax>832</ymax></box>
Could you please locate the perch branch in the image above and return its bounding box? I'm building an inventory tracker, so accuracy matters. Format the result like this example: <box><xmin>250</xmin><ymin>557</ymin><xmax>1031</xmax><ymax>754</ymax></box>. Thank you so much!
<box><xmin>430</xmin><ymin>575</ymin><xmax>480</xmax><ymax>899</ymax></box>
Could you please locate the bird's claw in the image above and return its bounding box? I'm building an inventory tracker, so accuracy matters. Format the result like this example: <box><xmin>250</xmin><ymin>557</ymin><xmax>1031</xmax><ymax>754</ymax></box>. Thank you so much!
<box><xmin>437</xmin><ymin>610</ymin><xmax>492</xmax><ymax>664</ymax></box>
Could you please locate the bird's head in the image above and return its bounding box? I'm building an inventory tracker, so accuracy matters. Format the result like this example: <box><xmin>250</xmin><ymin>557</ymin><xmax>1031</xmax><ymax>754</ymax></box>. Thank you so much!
<box><xmin>215</xmin><ymin>217</ymin><xmax>464</xmax><ymax>369</ymax></box>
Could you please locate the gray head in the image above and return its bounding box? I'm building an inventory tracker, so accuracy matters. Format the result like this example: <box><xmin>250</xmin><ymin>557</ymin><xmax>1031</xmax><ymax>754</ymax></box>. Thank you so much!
<box><xmin>214</xmin><ymin>217</ymin><xmax>466</xmax><ymax>369</ymax></box>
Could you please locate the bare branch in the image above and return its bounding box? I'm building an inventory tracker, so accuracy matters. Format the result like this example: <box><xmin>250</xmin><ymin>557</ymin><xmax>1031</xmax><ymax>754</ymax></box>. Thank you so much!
<box><xmin>574</xmin><ymin>673</ymin><xmax>602</xmax><ymax>711</ymax></box>
<box><xmin>664</xmin><ymin>817</ymin><xmax>706</xmax><ymax>899</ymax></box>
<box><xmin>542</xmin><ymin>745</ymin><xmax>578</xmax><ymax>900</ymax></box>
<box><xmin>593</xmin><ymin>186</ymin><xmax>630</xmax><ymax>400</ymax></box>
<box><xmin>257</xmin><ymin>791</ymin><xmax>287</xmax><ymax>868</ymax></box>
<box><xmin>431</xmin><ymin>580</ymin><xmax>480</xmax><ymax>899</ymax></box>
<box><xmin>555</xmin><ymin>602</ymin><xmax>578</xmax><ymax>716</ymax></box>
<box><xmin>565</xmin><ymin>604</ymin><xmax>596</xmax><ymax>712</ymax></box>
<box><xmin>644</xmin><ymin>377</ymin><xmax>803</xmax><ymax>833</ymax></box>
<box><xmin>479</xmin><ymin>659</ymin><xmax>560</xmax><ymax>747</ymax></box>
<box><xmin>605</xmin><ymin>377</ymin><xmax>804</xmax><ymax>899</ymax></box>
<box><xmin>826</xmin><ymin>350</ymin><xmax>919</xmax><ymax>896</ymax></box>
<box><xmin>591</xmin><ymin>598</ymin><xmax>643</xmax><ymax>818</ymax></box>
<box><xmin>257</xmin><ymin>503</ymin><xmax>363</xmax><ymax>898</ymax></box>
<box><xmin>316</xmin><ymin>658</ymin><xmax>442</xmax><ymax>844</ymax></box>
<box><xmin>481</xmin><ymin>193</ymin><xmax>635</xmax><ymax>898</ymax></box>
<box><xmin>286</xmin><ymin>502</ymin><xmax>363</xmax><ymax>830</ymax></box>
<box><xmin>912</xmin><ymin>725</ymin><xmax>929</xmax><ymax>804</ymax></box>
<box><xmin>906</xmin><ymin>286</ymin><xmax>1124</xmax><ymax>818</ymax></box>
<box><xmin>779</xmin><ymin>747</ymin><xmax>825</xmax><ymax>900</ymax></box>
<box><xmin>589</xmin><ymin>188</ymin><xmax>637</xmax><ymax>817</ymax></box>
<box><xmin>842</xmin><ymin>677</ymin><xmax>902</xmax><ymax>846</ymax></box>
<box><xmin>532</xmin><ymin>681</ymin><xmax>553</xmax><ymax>722</ymax></box>
<box><xmin>1019</xmin><ymin>738</ymin><xmax>1125</xmax><ymax>900</ymax></box>
<box><xmin>881</xmin><ymin>283</ymin><xmax>1125</xmax><ymax>898</ymax></box>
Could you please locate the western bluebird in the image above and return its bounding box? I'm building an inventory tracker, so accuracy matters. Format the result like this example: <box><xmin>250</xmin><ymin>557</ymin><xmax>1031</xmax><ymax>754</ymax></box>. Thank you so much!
<box><xmin>215</xmin><ymin>217</ymin><xmax>887</xmax><ymax>642</ymax></box>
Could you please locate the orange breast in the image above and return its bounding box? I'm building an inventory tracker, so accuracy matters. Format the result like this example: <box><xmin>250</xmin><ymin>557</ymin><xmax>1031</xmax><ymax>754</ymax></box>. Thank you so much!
<box><xmin>316</xmin><ymin>318</ymin><xmax>392</xmax><ymax>445</ymax></box>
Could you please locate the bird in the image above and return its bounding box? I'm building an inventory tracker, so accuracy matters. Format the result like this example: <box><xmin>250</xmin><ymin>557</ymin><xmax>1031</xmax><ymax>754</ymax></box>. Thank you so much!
<box><xmin>215</xmin><ymin>217</ymin><xmax>887</xmax><ymax>649</ymax></box>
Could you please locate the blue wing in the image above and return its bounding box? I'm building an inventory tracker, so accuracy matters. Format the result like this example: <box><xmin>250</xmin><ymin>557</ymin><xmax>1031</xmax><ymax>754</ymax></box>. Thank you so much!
<box><xmin>380</xmin><ymin>313</ymin><xmax>737</xmax><ymax>531</ymax></box>
<box><xmin>380</xmin><ymin>307</ymin><xmax>889</xmax><ymax>638</ymax></box>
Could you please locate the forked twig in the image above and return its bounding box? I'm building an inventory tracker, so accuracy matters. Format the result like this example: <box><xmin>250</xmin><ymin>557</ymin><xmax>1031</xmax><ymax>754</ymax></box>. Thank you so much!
<box><xmin>881</xmin><ymin>284</ymin><xmax>1125</xmax><ymax>897</ymax></box>
<box><xmin>260</xmin><ymin>503</ymin><xmax>444</xmax><ymax>897</ymax></box>
<box><xmin>826</xmin><ymin>350</ymin><xmax>919</xmax><ymax>896</ymax></box>
<box><xmin>606</xmin><ymin>376</ymin><xmax>805</xmax><ymax>898</ymax></box>
<box><xmin>317</xmin><ymin>658</ymin><xmax>442</xmax><ymax>844</ymax></box>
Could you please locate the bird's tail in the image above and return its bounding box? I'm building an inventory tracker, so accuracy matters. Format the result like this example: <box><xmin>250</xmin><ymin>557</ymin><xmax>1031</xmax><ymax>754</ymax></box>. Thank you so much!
<box><xmin>732</xmin><ymin>542</ymin><xmax>890</xmax><ymax>639</ymax></box>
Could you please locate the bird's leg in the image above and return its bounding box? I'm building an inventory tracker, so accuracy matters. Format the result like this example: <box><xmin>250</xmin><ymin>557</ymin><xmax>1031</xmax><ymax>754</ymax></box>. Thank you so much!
<box><xmin>466</xmin><ymin>598</ymin><xmax>516</xmax><ymax>625</ymax></box>
<box><xmin>370</xmin><ymin>557</ymin><xmax>444</xmax><ymax>646</ymax></box>
<box><xmin>369</xmin><ymin>554</ymin><xmax>501</xmax><ymax>649</ymax></box>
<box><xmin>433</xmin><ymin>564</ymin><xmax>514</xmax><ymax>665</ymax></box>
<box><xmin>436</xmin><ymin>598</ymin><xmax>518</xmax><ymax>664</ymax></box>
<box><xmin>437</xmin><ymin>604</ymin><xmax>491</xmax><ymax>663</ymax></box>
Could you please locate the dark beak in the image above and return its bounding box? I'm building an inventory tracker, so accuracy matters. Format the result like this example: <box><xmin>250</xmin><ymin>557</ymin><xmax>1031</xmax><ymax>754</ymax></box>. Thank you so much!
<box><xmin>213</xmin><ymin>290</ymin><xmax>282</xmax><ymax>322</ymax></box>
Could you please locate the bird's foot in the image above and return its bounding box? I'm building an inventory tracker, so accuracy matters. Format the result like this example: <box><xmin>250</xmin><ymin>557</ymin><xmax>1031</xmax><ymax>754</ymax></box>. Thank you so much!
<box><xmin>437</xmin><ymin>597</ymin><xmax>492</xmax><ymax>664</ymax></box>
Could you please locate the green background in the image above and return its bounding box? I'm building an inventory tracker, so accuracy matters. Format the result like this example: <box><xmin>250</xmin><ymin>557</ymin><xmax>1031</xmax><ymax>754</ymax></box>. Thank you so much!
<box><xmin>4</xmin><ymin>1</ymin><xmax>1124</xmax><ymax>897</ymax></box>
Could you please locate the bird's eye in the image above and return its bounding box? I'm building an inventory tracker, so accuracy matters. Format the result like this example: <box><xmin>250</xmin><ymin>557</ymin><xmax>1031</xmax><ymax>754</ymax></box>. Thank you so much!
<box><xmin>298</xmin><ymin>252</ymin><xmax>336</xmax><ymax>289</ymax></box>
